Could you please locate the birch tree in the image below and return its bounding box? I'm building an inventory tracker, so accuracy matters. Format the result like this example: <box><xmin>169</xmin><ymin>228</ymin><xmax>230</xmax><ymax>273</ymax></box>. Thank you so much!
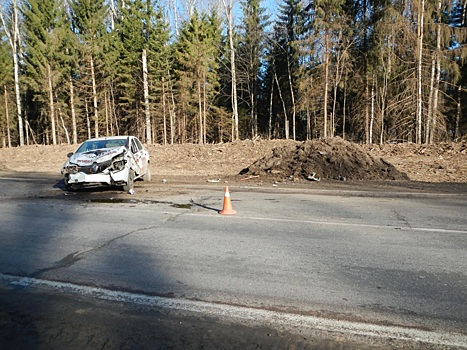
<box><xmin>221</xmin><ymin>0</ymin><xmax>239</xmax><ymax>140</ymax></box>
<box><xmin>0</xmin><ymin>0</ymin><xmax>24</xmax><ymax>146</ymax></box>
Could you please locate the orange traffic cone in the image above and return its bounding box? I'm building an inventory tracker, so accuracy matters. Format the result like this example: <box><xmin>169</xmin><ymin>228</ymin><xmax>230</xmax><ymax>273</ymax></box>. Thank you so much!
<box><xmin>219</xmin><ymin>186</ymin><xmax>236</xmax><ymax>215</ymax></box>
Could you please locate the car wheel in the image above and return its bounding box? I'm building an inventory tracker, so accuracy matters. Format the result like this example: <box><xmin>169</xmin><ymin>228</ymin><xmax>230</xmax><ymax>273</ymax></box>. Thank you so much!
<box><xmin>123</xmin><ymin>169</ymin><xmax>135</xmax><ymax>192</ymax></box>
<box><xmin>142</xmin><ymin>165</ymin><xmax>151</xmax><ymax>182</ymax></box>
<box><xmin>64</xmin><ymin>176</ymin><xmax>78</xmax><ymax>192</ymax></box>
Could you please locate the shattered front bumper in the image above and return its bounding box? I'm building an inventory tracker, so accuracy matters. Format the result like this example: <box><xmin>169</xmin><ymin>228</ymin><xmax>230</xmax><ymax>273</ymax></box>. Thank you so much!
<box><xmin>65</xmin><ymin>167</ymin><xmax>130</xmax><ymax>186</ymax></box>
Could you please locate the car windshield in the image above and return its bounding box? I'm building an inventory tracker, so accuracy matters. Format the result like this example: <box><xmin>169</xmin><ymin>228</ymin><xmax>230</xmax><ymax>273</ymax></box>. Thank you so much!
<box><xmin>76</xmin><ymin>139</ymin><xmax>127</xmax><ymax>153</ymax></box>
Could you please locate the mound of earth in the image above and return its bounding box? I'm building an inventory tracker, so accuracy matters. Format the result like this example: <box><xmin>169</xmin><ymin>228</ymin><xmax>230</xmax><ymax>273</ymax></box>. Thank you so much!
<box><xmin>240</xmin><ymin>137</ymin><xmax>409</xmax><ymax>181</ymax></box>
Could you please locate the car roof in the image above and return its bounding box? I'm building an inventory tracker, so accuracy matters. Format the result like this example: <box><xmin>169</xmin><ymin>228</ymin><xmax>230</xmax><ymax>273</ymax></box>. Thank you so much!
<box><xmin>83</xmin><ymin>136</ymin><xmax>133</xmax><ymax>142</ymax></box>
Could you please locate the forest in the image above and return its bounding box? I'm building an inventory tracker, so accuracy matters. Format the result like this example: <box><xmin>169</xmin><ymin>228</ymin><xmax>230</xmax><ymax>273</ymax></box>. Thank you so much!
<box><xmin>0</xmin><ymin>0</ymin><xmax>467</xmax><ymax>147</ymax></box>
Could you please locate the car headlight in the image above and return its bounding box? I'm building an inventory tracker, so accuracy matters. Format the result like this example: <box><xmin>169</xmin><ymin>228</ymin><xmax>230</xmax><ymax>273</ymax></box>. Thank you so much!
<box><xmin>66</xmin><ymin>164</ymin><xmax>78</xmax><ymax>174</ymax></box>
<box><xmin>111</xmin><ymin>155</ymin><xmax>127</xmax><ymax>171</ymax></box>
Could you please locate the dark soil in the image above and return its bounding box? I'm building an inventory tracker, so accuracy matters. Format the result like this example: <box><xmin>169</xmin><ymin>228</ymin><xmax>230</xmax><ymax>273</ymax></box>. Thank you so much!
<box><xmin>240</xmin><ymin>137</ymin><xmax>409</xmax><ymax>181</ymax></box>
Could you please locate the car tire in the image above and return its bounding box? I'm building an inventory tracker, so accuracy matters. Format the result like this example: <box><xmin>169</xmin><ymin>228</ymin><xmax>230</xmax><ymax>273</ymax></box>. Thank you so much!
<box><xmin>123</xmin><ymin>169</ymin><xmax>135</xmax><ymax>192</ymax></box>
<box><xmin>64</xmin><ymin>176</ymin><xmax>78</xmax><ymax>192</ymax></box>
<box><xmin>142</xmin><ymin>164</ymin><xmax>151</xmax><ymax>182</ymax></box>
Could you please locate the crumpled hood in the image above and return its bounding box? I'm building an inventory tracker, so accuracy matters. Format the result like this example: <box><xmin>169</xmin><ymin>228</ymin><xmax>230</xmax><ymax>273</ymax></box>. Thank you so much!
<box><xmin>70</xmin><ymin>146</ymin><xmax>127</xmax><ymax>166</ymax></box>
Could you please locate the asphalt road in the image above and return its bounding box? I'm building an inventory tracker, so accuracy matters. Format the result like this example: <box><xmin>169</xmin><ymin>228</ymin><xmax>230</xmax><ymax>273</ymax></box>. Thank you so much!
<box><xmin>1</xmin><ymin>173</ymin><xmax>467</xmax><ymax>348</ymax></box>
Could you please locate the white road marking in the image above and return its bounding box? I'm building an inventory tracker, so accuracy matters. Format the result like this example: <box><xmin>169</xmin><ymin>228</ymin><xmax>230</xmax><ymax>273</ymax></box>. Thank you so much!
<box><xmin>186</xmin><ymin>212</ymin><xmax>467</xmax><ymax>234</ymax></box>
<box><xmin>1</xmin><ymin>273</ymin><xmax>466</xmax><ymax>348</ymax></box>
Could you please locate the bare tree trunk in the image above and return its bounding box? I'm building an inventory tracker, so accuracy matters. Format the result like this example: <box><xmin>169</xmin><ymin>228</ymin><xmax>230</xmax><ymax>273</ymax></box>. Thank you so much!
<box><xmin>69</xmin><ymin>75</ymin><xmax>77</xmax><ymax>144</ymax></box>
<box><xmin>47</xmin><ymin>64</ymin><xmax>57</xmax><ymax>145</ymax></box>
<box><xmin>197</xmin><ymin>71</ymin><xmax>203</xmax><ymax>144</ymax></box>
<box><xmin>416</xmin><ymin>0</ymin><xmax>425</xmax><ymax>144</ymax></box>
<box><xmin>275</xmin><ymin>72</ymin><xmax>289</xmax><ymax>139</ymax></box>
<box><xmin>1</xmin><ymin>0</ymin><xmax>24</xmax><ymax>146</ymax></box>
<box><xmin>268</xmin><ymin>75</ymin><xmax>274</xmax><ymax>140</ymax></box>
<box><xmin>203</xmin><ymin>70</ymin><xmax>207</xmax><ymax>144</ymax></box>
<box><xmin>323</xmin><ymin>26</ymin><xmax>330</xmax><ymax>139</ymax></box>
<box><xmin>343</xmin><ymin>72</ymin><xmax>347</xmax><ymax>141</ymax></box>
<box><xmin>455</xmin><ymin>84</ymin><xmax>461</xmax><ymax>141</ymax></box>
<box><xmin>308</xmin><ymin>74</ymin><xmax>313</xmax><ymax>140</ymax></box>
<box><xmin>427</xmin><ymin>51</ymin><xmax>435</xmax><ymax>144</ymax></box>
<box><xmin>104</xmin><ymin>90</ymin><xmax>109</xmax><ymax>136</ymax></box>
<box><xmin>162</xmin><ymin>76</ymin><xmax>167</xmax><ymax>145</ymax></box>
<box><xmin>3</xmin><ymin>85</ymin><xmax>11</xmax><ymax>147</ymax></box>
<box><xmin>59</xmin><ymin>108</ymin><xmax>70</xmax><ymax>144</ymax></box>
<box><xmin>169</xmin><ymin>0</ymin><xmax>179</xmax><ymax>36</ymax></box>
<box><xmin>380</xmin><ymin>35</ymin><xmax>392</xmax><ymax>145</ymax></box>
<box><xmin>85</xmin><ymin>101</ymin><xmax>91</xmax><ymax>139</ymax></box>
<box><xmin>332</xmin><ymin>83</ymin><xmax>337</xmax><ymax>138</ymax></box>
<box><xmin>110</xmin><ymin>84</ymin><xmax>118</xmax><ymax>135</ymax></box>
<box><xmin>142</xmin><ymin>49</ymin><xmax>152</xmax><ymax>144</ymax></box>
<box><xmin>25</xmin><ymin>115</ymin><xmax>30</xmax><ymax>145</ymax></box>
<box><xmin>222</xmin><ymin>0</ymin><xmax>239</xmax><ymax>141</ymax></box>
<box><xmin>286</xmin><ymin>57</ymin><xmax>296</xmax><ymax>141</ymax></box>
<box><xmin>168</xmin><ymin>70</ymin><xmax>176</xmax><ymax>144</ymax></box>
<box><xmin>430</xmin><ymin>0</ymin><xmax>442</xmax><ymax>144</ymax></box>
<box><xmin>90</xmin><ymin>55</ymin><xmax>99</xmax><ymax>138</ymax></box>
<box><xmin>369</xmin><ymin>75</ymin><xmax>375</xmax><ymax>144</ymax></box>
<box><xmin>25</xmin><ymin>119</ymin><xmax>36</xmax><ymax>144</ymax></box>
<box><xmin>365</xmin><ymin>73</ymin><xmax>370</xmax><ymax>143</ymax></box>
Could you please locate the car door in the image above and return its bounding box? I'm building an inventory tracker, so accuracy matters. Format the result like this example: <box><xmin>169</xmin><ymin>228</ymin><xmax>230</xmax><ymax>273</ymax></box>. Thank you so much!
<box><xmin>130</xmin><ymin>138</ymin><xmax>148</xmax><ymax>175</ymax></box>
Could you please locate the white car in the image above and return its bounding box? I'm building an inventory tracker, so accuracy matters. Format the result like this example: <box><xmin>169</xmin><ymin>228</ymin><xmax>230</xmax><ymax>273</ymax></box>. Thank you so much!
<box><xmin>61</xmin><ymin>136</ymin><xmax>151</xmax><ymax>192</ymax></box>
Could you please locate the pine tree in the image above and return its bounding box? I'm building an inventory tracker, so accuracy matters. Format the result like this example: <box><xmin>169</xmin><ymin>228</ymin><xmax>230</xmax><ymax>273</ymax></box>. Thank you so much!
<box><xmin>448</xmin><ymin>0</ymin><xmax>467</xmax><ymax>140</ymax></box>
<box><xmin>174</xmin><ymin>11</ymin><xmax>222</xmax><ymax>144</ymax></box>
<box><xmin>69</xmin><ymin>0</ymin><xmax>108</xmax><ymax>138</ymax></box>
<box><xmin>237</xmin><ymin>0</ymin><xmax>269</xmax><ymax>139</ymax></box>
<box><xmin>112</xmin><ymin>0</ymin><xmax>171</xmax><ymax>142</ymax></box>
<box><xmin>302</xmin><ymin>0</ymin><xmax>347</xmax><ymax>139</ymax></box>
<box><xmin>146</xmin><ymin>5</ymin><xmax>171</xmax><ymax>144</ymax></box>
<box><xmin>274</xmin><ymin>0</ymin><xmax>304</xmax><ymax>140</ymax></box>
<box><xmin>22</xmin><ymin>0</ymin><xmax>70</xmax><ymax>145</ymax></box>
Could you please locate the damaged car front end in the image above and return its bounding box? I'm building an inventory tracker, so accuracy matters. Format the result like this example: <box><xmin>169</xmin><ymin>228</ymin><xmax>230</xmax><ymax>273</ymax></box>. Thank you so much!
<box><xmin>61</xmin><ymin>136</ymin><xmax>151</xmax><ymax>192</ymax></box>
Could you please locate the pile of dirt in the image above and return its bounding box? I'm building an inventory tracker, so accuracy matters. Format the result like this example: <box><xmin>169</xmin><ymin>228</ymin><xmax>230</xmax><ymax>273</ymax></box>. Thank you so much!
<box><xmin>240</xmin><ymin>137</ymin><xmax>409</xmax><ymax>181</ymax></box>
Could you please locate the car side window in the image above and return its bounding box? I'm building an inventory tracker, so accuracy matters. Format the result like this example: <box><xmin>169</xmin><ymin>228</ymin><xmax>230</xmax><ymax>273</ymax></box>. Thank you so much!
<box><xmin>134</xmin><ymin>138</ymin><xmax>144</xmax><ymax>151</ymax></box>
<box><xmin>131</xmin><ymin>139</ymin><xmax>140</xmax><ymax>154</ymax></box>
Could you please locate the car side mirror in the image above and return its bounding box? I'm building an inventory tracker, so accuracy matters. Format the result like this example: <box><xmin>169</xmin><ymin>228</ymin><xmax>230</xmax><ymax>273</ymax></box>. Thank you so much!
<box><xmin>67</xmin><ymin>152</ymin><xmax>73</xmax><ymax>158</ymax></box>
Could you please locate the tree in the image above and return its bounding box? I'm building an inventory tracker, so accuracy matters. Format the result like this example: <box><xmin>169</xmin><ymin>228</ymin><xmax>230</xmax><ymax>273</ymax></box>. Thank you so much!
<box><xmin>303</xmin><ymin>0</ymin><xmax>347</xmax><ymax>139</ymax></box>
<box><xmin>0</xmin><ymin>34</ymin><xmax>14</xmax><ymax>147</ymax></box>
<box><xmin>237</xmin><ymin>0</ymin><xmax>269</xmax><ymax>138</ymax></box>
<box><xmin>145</xmin><ymin>6</ymin><xmax>171</xmax><ymax>144</ymax></box>
<box><xmin>275</xmin><ymin>0</ymin><xmax>304</xmax><ymax>140</ymax></box>
<box><xmin>0</xmin><ymin>0</ymin><xmax>24</xmax><ymax>146</ymax></box>
<box><xmin>22</xmin><ymin>0</ymin><xmax>70</xmax><ymax>145</ymax></box>
<box><xmin>69</xmin><ymin>0</ymin><xmax>108</xmax><ymax>138</ymax></box>
<box><xmin>174</xmin><ymin>11</ymin><xmax>222</xmax><ymax>143</ymax></box>
<box><xmin>112</xmin><ymin>0</ymin><xmax>171</xmax><ymax>143</ymax></box>
<box><xmin>221</xmin><ymin>0</ymin><xmax>239</xmax><ymax>140</ymax></box>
